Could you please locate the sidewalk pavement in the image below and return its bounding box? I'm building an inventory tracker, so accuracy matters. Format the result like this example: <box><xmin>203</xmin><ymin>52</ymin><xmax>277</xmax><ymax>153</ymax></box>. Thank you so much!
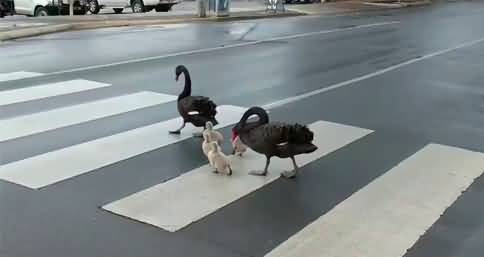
<box><xmin>285</xmin><ymin>0</ymin><xmax>431</xmax><ymax>15</ymax></box>
<box><xmin>0</xmin><ymin>0</ymin><xmax>431</xmax><ymax>41</ymax></box>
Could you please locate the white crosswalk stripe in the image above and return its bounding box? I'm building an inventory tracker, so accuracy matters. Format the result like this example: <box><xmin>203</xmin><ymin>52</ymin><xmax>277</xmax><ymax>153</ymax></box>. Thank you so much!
<box><xmin>0</xmin><ymin>91</ymin><xmax>176</xmax><ymax>142</ymax></box>
<box><xmin>102</xmin><ymin>120</ymin><xmax>373</xmax><ymax>232</ymax></box>
<box><xmin>265</xmin><ymin>143</ymin><xmax>484</xmax><ymax>257</ymax></box>
<box><xmin>0</xmin><ymin>71</ymin><xmax>43</xmax><ymax>82</ymax></box>
<box><xmin>0</xmin><ymin>79</ymin><xmax>111</xmax><ymax>106</ymax></box>
<box><xmin>1</xmin><ymin>74</ymin><xmax>483</xmax><ymax>257</ymax></box>
<box><xmin>0</xmin><ymin>105</ymin><xmax>246</xmax><ymax>189</ymax></box>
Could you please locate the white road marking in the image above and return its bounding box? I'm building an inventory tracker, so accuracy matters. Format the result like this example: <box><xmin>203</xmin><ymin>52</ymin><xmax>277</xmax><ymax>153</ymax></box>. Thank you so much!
<box><xmin>102</xmin><ymin>120</ymin><xmax>373</xmax><ymax>232</ymax></box>
<box><xmin>0</xmin><ymin>105</ymin><xmax>246</xmax><ymax>189</ymax></box>
<box><xmin>265</xmin><ymin>143</ymin><xmax>484</xmax><ymax>257</ymax></box>
<box><xmin>0</xmin><ymin>71</ymin><xmax>43</xmax><ymax>82</ymax></box>
<box><xmin>0</xmin><ymin>22</ymin><xmax>48</xmax><ymax>29</ymax></box>
<box><xmin>43</xmin><ymin>21</ymin><xmax>399</xmax><ymax>76</ymax></box>
<box><xmin>263</xmin><ymin>36</ymin><xmax>484</xmax><ymax>109</ymax></box>
<box><xmin>93</xmin><ymin>24</ymin><xmax>188</xmax><ymax>34</ymax></box>
<box><xmin>0</xmin><ymin>79</ymin><xmax>111</xmax><ymax>106</ymax></box>
<box><xmin>0</xmin><ymin>91</ymin><xmax>176</xmax><ymax>142</ymax></box>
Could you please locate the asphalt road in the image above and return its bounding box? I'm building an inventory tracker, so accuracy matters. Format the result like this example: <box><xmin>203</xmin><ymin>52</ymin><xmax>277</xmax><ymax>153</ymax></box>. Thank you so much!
<box><xmin>2</xmin><ymin>1</ymin><xmax>484</xmax><ymax>256</ymax></box>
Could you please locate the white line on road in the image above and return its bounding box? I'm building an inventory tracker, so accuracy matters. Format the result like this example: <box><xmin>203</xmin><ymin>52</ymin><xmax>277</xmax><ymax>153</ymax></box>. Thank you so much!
<box><xmin>102</xmin><ymin>120</ymin><xmax>373</xmax><ymax>232</ymax></box>
<box><xmin>263</xmin><ymin>36</ymin><xmax>484</xmax><ymax>109</ymax></box>
<box><xmin>92</xmin><ymin>24</ymin><xmax>189</xmax><ymax>34</ymax></box>
<box><xmin>264</xmin><ymin>143</ymin><xmax>484</xmax><ymax>257</ymax></box>
<box><xmin>0</xmin><ymin>91</ymin><xmax>176</xmax><ymax>142</ymax></box>
<box><xmin>43</xmin><ymin>21</ymin><xmax>399</xmax><ymax>76</ymax></box>
<box><xmin>0</xmin><ymin>79</ymin><xmax>111</xmax><ymax>106</ymax></box>
<box><xmin>0</xmin><ymin>105</ymin><xmax>246</xmax><ymax>189</ymax></box>
<box><xmin>0</xmin><ymin>71</ymin><xmax>43</xmax><ymax>82</ymax></box>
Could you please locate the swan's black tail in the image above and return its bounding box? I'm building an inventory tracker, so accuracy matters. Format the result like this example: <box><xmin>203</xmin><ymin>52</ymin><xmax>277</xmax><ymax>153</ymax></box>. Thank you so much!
<box><xmin>193</xmin><ymin>96</ymin><xmax>218</xmax><ymax>125</ymax></box>
<box><xmin>287</xmin><ymin>123</ymin><xmax>314</xmax><ymax>144</ymax></box>
<box><xmin>205</xmin><ymin>99</ymin><xmax>218</xmax><ymax>126</ymax></box>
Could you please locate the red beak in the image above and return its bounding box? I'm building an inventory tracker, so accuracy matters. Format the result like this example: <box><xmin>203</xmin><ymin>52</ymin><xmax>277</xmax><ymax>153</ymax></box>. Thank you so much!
<box><xmin>231</xmin><ymin>129</ymin><xmax>238</xmax><ymax>141</ymax></box>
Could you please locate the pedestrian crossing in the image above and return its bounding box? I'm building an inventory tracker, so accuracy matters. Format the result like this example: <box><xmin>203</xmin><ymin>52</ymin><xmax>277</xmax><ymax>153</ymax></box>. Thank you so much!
<box><xmin>0</xmin><ymin>79</ymin><xmax>111</xmax><ymax>106</ymax></box>
<box><xmin>265</xmin><ymin>143</ymin><xmax>484</xmax><ymax>257</ymax></box>
<box><xmin>0</xmin><ymin>71</ymin><xmax>43</xmax><ymax>82</ymax></box>
<box><xmin>1</xmin><ymin>70</ymin><xmax>483</xmax><ymax>257</ymax></box>
<box><xmin>0</xmin><ymin>91</ymin><xmax>176</xmax><ymax>142</ymax></box>
<box><xmin>0</xmin><ymin>105</ymin><xmax>246</xmax><ymax>189</ymax></box>
<box><xmin>102</xmin><ymin>120</ymin><xmax>373</xmax><ymax>232</ymax></box>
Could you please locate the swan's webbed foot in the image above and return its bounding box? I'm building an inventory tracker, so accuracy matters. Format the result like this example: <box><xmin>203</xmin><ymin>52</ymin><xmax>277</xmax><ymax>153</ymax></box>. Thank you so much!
<box><xmin>213</xmin><ymin>169</ymin><xmax>219</xmax><ymax>174</ymax></box>
<box><xmin>249</xmin><ymin>157</ymin><xmax>270</xmax><ymax>176</ymax></box>
<box><xmin>170</xmin><ymin>122</ymin><xmax>185</xmax><ymax>134</ymax></box>
<box><xmin>281</xmin><ymin>169</ymin><xmax>297</xmax><ymax>178</ymax></box>
<box><xmin>281</xmin><ymin>156</ymin><xmax>298</xmax><ymax>179</ymax></box>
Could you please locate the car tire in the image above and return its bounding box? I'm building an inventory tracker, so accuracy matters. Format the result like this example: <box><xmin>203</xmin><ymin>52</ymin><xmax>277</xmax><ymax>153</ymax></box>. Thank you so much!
<box><xmin>34</xmin><ymin>6</ymin><xmax>48</xmax><ymax>16</ymax></box>
<box><xmin>131</xmin><ymin>0</ymin><xmax>145</xmax><ymax>13</ymax></box>
<box><xmin>87</xmin><ymin>0</ymin><xmax>100</xmax><ymax>14</ymax></box>
<box><xmin>113</xmin><ymin>8</ymin><xmax>123</xmax><ymax>13</ymax></box>
<box><xmin>75</xmin><ymin>5</ymin><xmax>88</xmax><ymax>15</ymax></box>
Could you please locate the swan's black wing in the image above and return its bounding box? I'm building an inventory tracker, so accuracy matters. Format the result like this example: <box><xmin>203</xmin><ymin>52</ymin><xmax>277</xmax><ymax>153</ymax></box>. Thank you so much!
<box><xmin>250</xmin><ymin>123</ymin><xmax>316</xmax><ymax>157</ymax></box>
<box><xmin>179</xmin><ymin>96</ymin><xmax>218</xmax><ymax>127</ymax></box>
<box><xmin>257</xmin><ymin>122</ymin><xmax>313</xmax><ymax>144</ymax></box>
<box><xmin>190</xmin><ymin>96</ymin><xmax>217</xmax><ymax>116</ymax></box>
<box><xmin>240</xmin><ymin>123</ymin><xmax>288</xmax><ymax>155</ymax></box>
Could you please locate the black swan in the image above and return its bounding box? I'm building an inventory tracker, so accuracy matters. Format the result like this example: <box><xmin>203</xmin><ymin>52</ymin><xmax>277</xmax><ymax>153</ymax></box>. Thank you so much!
<box><xmin>169</xmin><ymin>65</ymin><xmax>218</xmax><ymax>136</ymax></box>
<box><xmin>232</xmin><ymin>106</ymin><xmax>317</xmax><ymax>178</ymax></box>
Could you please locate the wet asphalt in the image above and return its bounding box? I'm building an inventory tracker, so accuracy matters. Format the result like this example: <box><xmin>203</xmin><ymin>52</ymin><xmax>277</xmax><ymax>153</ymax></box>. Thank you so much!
<box><xmin>1</xmin><ymin>1</ymin><xmax>484</xmax><ymax>256</ymax></box>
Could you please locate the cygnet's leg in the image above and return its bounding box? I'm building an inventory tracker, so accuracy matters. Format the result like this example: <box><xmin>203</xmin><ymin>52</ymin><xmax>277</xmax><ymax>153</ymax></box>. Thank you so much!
<box><xmin>281</xmin><ymin>156</ymin><xmax>298</xmax><ymax>179</ymax></box>
<box><xmin>249</xmin><ymin>157</ymin><xmax>270</xmax><ymax>176</ymax></box>
<box><xmin>169</xmin><ymin>122</ymin><xmax>185</xmax><ymax>134</ymax></box>
<box><xmin>210</xmin><ymin>160</ymin><xmax>218</xmax><ymax>173</ymax></box>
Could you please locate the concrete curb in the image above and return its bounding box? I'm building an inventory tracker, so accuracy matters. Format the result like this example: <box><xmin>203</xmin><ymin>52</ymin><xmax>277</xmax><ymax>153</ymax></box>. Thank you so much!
<box><xmin>0</xmin><ymin>11</ymin><xmax>302</xmax><ymax>41</ymax></box>
<box><xmin>362</xmin><ymin>0</ymin><xmax>431</xmax><ymax>8</ymax></box>
<box><xmin>0</xmin><ymin>24</ymin><xmax>74</xmax><ymax>41</ymax></box>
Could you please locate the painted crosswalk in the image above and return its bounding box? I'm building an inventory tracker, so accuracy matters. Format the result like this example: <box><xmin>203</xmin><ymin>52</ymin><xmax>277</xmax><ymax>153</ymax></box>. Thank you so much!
<box><xmin>0</xmin><ymin>79</ymin><xmax>111</xmax><ymax>106</ymax></box>
<box><xmin>102</xmin><ymin>120</ymin><xmax>373</xmax><ymax>232</ymax></box>
<box><xmin>0</xmin><ymin>71</ymin><xmax>43</xmax><ymax>82</ymax></box>
<box><xmin>1</xmin><ymin>73</ymin><xmax>484</xmax><ymax>257</ymax></box>
<box><xmin>0</xmin><ymin>91</ymin><xmax>176</xmax><ymax>142</ymax></box>
<box><xmin>0</xmin><ymin>105</ymin><xmax>246</xmax><ymax>189</ymax></box>
<box><xmin>264</xmin><ymin>143</ymin><xmax>484</xmax><ymax>257</ymax></box>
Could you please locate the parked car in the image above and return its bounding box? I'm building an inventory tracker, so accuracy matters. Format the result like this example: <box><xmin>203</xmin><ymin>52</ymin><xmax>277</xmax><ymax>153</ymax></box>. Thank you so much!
<box><xmin>86</xmin><ymin>0</ymin><xmax>178</xmax><ymax>14</ymax></box>
<box><xmin>284</xmin><ymin>0</ymin><xmax>318</xmax><ymax>3</ymax></box>
<box><xmin>12</xmin><ymin>0</ymin><xmax>87</xmax><ymax>16</ymax></box>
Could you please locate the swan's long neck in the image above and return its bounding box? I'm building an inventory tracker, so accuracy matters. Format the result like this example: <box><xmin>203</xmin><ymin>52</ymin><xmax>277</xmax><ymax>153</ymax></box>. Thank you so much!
<box><xmin>178</xmin><ymin>69</ymin><xmax>191</xmax><ymax>100</ymax></box>
<box><xmin>239</xmin><ymin>107</ymin><xmax>269</xmax><ymax>130</ymax></box>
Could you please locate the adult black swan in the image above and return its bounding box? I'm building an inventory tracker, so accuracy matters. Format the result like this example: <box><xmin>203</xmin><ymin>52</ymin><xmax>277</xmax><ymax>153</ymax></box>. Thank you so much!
<box><xmin>169</xmin><ymin>65</ymin><xmax>218</xmax><ymax>136</ymax></box>
<box><xmin>232</xmin><ymin>106</ymin><xmax>317</xmax><ymax>178</ymax></box>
